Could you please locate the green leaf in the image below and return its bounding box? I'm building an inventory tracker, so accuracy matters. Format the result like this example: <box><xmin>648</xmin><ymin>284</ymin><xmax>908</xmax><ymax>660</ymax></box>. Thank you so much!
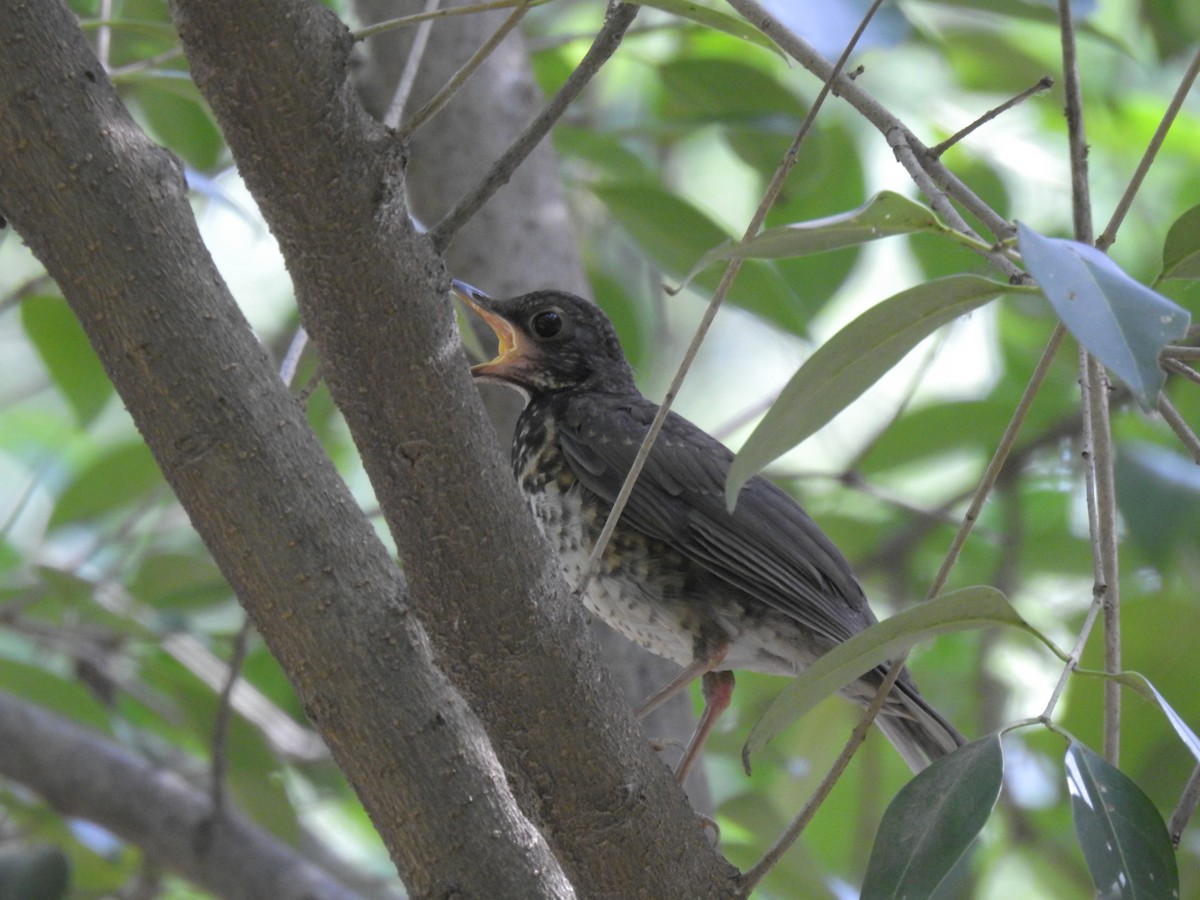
<box><xmin>1016</xmin><ymin>222</ymin><xmax>1190</xmax><ymax>409</ymax></box>
<box><xmin>49</xmin><ymin>441</ymin><xmax>164</xmax><ymax>529</ymax></box>
<box><xmin>862</xmin><ymin>735</ymin><xmax>1004</xmax><ymax>900</ymax></box>
<box><xmin>0</xmin><ymin>661</ymin><xmax>111</xmax><ymax>732</ymax></box>
<box><xmin>726</xmin><ymin>275</ymin><xmax>1014</xmax><ymax>507</ymax></box>
<box><xmin>131</xmin><ymin>552</ymin><xmax>231</xmax><ymax>612</ymax></box>
<box><xmin>553</xmin><ymin>126</ymin><xmax>650</xmax><ymax>180</ymax></box>
<box><xmin>743</xmin><ymin>587</ymin><xmax>1060</xmax><ymax>768</ymax></box>
<box><xmin>656</xmin><ymin>58</ymin><xmax>800</xmax><ymax>122</ymax></box>
<box><xmin>1114</xmin><ymin>442</ymin><xmax>1200</xmax><ymax>565</ymax></box>
<box><xmin>635</xmin><ymin>0</ymin><xmax>784</xmax><ymax>56</ymax></box>
<box><xmin>592</xmin><ymin>271</ymin><xmax>653</xmax><ymax>374</ymax></box>
<box><xmin>1075</xmin><ymin>669</ymin><xmax>1200</xmax><ymax>765</ymax></box>
<box><xmin>0</xmin><ymin>846</ymin><xmax>71</xmax><ymax>900</ymax></box>
<box><xmin>1065</xmin><ymin>742</ymin><xmax>1179</xmax><ymax>900</ymax></box>
<box><xmin>20</xmin><ymin>295</ymin><xmax>113</xmax><ymax>426</ymax></box>
<box><xmin>591</xmin><ymin>183</ymin><xmax>806</xmax><ymax>333</ymax></box>
<box><xmin>127</xmin><ymin>77</ymin><xmax>223</xmax><ymax>171</ymax></box>
<box><xmin>33</xmin><ymin>566</ymin><xmax>154</xmax><ymax>638</ymax></box>
<box><xmin>690</xmin><ymin>192</ymin><xmax>953</xmax><ymax>279</ymax></box>
<box><xmin>1161</xmin><ymin>203</ymin><xmax>1200</xmax><ymax>281</ymax></box>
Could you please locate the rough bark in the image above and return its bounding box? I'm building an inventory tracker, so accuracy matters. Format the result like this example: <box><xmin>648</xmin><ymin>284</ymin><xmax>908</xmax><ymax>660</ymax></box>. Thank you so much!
<box><xmin>0</xmin><ymin>2</ymin><xmax>568</xmax><ymax>896</ymax></box>
<box><xmin>0</xmin><ymin>0</ymin><xmax>737</xmax><ymax>895</ymax></box>
<box><xmin>166</xmin><ymin>0</ymin><xmax>733</xmax><ymax>892</ymax></box>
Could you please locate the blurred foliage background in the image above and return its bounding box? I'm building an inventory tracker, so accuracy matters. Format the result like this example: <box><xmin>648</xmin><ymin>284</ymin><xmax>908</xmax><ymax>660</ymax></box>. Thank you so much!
<box><xmin>2</xmin><ymin>0</ymin><xmax>1199</xmax><ymax>897</ymax></box>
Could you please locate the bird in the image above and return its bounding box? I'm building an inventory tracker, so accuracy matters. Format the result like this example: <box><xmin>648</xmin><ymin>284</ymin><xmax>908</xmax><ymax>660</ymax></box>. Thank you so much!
<box><xmin>454</xmin><ymin>281</ymin><xmax>964</xmax><ymax>782</ymax></box>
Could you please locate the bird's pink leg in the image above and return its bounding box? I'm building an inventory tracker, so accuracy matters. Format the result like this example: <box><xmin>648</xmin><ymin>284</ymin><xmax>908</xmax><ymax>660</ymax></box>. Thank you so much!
<box><xmin>673</xmin><ymin>670</ymin><xmax>735</xmax><ymax>784</ymax></box>
<box><xmin>635</xmin><ymin>647</ymin><xmax>732</xmax><ymax>783</ymax></box>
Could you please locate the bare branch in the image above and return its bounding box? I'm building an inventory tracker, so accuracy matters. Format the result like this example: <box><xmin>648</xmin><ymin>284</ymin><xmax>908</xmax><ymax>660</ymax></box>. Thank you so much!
<box><xmin>396</xmin><ymin>0</ymin><xmax>533</xmax><ymax>140</ymax></box>
<box><xmin>1163</xmin><ymin>357</ymin><xmax>1200</xmax><ymax>387</ymax></box>
<box><xmin>430</xmin><ymin>2</ymin><xmax>639</xmax><ymax>250</ymax></box>
<box><xmin>930</xmin><ymin>76</ymin><xmax>1054</xmax><ymax>158</ymax></box>
<box><xmin>1162</xmin><ymin>345</ymin><xmax>1200</xmax><ymax>361</ymax></box>
<box><xmin>725</xmin><ymin>0</ymin><xmax>1016</xmax><ymax>247</ymax></box>
<box><xmin>1097</xmin><ymin>45</ymin><xmax>1200</xmax><ymax>251</ymax></box>
<box><xmin>1158</xmin><ymin>392</ymin><xmax>1200</xmax><ymax>464</ymax></box>
<box><xmin>210</xmin><ymin>616</ymin><xmax>253</xmax><ymax>818</ymax></box>
<box><xmin>928</xmin><ymin>325</ymin><xmax>1067</xmax><ymax>598</ymax></box>
<box><xmin>381</xmin><ymin>0</ymin><xmax>440</xmax><ymax>129</ymax></box>
<box><xmin>1056</xmin><ymin>0</ymin><xmax>1121</xmax><ymax>763</ymax></box>
<box><xmin>0</xmin><ymin>690</ymin><xmax>358</xmax><ymax>900</ymax></box>
<box><xmin>352</xmin><ymin>0</ymin><xmax>542</xmax><ymax>41</ymax></box>
<box><xmin>737</xmin><ymin>656</ymin><xmax>905</xmax><ymax>896</ymax></box>
<box><xmin>1056</xmin><ymin>0</ymin><xmax>1094</xmax><ymax>243</ymax></box>
<box><xmin>1079</xmin><ymin>350</ymin><xmax>1121</xmax><ymax>763</ymax></box>
<box><xmin>167</xmin><ymin>0</ymin><xmax>734</xmax><ymax>891</ymax></box>
<box><xmin>1</xmin><ymin>2</ymin><xmax>573</xmax><ymax>892</ymax></box>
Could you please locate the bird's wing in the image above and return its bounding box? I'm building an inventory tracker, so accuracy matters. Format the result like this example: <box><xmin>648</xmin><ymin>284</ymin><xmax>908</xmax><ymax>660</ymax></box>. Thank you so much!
<box><xmin>559</xmin><ymin>394</ymin><xmax>877</xmax><ymax>645</ymax></box>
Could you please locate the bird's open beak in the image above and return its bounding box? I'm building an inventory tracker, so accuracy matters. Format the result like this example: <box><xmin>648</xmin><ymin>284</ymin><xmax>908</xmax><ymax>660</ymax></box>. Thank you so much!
<box><xmin>451</xmin><ymin>280</ymin><xmax>536</xmax><ymax>381</ymax></box>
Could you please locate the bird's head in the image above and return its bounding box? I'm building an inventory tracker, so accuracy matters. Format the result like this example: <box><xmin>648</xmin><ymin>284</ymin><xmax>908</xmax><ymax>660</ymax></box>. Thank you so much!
<box><xmin>454</xmin><ymin>282</ymin><xmax>635</xmax><ymax>397</ymax></box>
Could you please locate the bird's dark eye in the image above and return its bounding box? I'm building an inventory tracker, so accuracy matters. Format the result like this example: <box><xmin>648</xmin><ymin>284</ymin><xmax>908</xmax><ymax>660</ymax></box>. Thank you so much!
<box><xmin>532</xmin><ymin>309</ymin><xmax>563</xmax><ymax>338</ymax></box>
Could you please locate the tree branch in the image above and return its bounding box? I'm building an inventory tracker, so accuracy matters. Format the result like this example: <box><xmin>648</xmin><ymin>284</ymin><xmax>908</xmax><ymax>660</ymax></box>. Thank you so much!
<box><xmin>726</xmin><ymin>0</ymin><xmax>1019</xmax><ymax>252</ymax></box>
<box><xmin>428</xmin><ymin>1</ymin><xmax>640</xmax><ymax>251</ymax></box>
<box><xmin>0</xmin><ymin>690</ymin><xmax>356</xmax><ymax>900</ymax></box>
<box><xmin>168</xmin><ymin>0</ymin><xmax>733</xmax><ymax>892</ymax></box>
<box><xmin>1097</xmin><ymin>45</ymin><xmax>1200</xmax><ymax>251</ymax></box>
<box><xmin>0</xmin><ymin>3</ymin><xmax>569</xmax><ymax>895</ymax></box>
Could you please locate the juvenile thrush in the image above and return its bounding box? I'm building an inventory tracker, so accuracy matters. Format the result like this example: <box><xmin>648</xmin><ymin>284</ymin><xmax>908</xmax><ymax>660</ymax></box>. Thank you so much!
<box><xmin>456</xmin><ymin>282</ymin><xmax>964</xmax><ymax>781</ymax></box>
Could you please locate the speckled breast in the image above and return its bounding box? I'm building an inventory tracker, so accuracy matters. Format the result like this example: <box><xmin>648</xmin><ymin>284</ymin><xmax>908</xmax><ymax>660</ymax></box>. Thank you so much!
<box><xmin>510</xmin><ymin>407</ymin><xmax>703</xmax><ymax>668</ymax></box>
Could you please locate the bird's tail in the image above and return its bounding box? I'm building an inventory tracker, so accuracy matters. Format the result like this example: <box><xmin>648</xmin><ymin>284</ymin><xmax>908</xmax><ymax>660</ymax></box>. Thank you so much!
<box><xmin>874</xmin><ymin>678</ymin><xmax>966</xmax><ymax>773</ymax></box>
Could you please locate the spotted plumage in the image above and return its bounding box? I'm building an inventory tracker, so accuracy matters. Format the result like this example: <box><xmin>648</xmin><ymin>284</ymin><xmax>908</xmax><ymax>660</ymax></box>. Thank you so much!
<box><xmin>457</xmin><ymin>282</ymin><xmax>964</xmax><ymax>777</ymax></box>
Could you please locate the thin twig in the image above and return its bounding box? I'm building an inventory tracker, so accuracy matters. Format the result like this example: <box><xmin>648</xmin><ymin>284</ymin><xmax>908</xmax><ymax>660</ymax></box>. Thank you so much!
<box><xmin>929</xmin><ymin>76</ymin><xmax>1054</xmax><ymax>158</ymax></box>
<box><xmin>1080</xmin><ymin>350</ymin><xmax>1121</xmax><ymax>764</ymax></box>
<box><xmin>1059</xmin><ymin>0</ymin><xmax>1120</xmax><ymax>764</ymax></box>
<box><xmin>1040</xmin><ymin>581</ymin><xmax>1105</xmax><ymax>720</ymax></box>
<box><xmin>725</xmin><ymin>0</ymin><xmax>1015</xmax><ymax>246</ymax></box>
<box><xmin>840</xmin><ymin>324</ymin><xmax>958</xmax><ymax>484</ymax></box>
<box><xmin>1095</xmin><ymin>374</ymin><xmax>1121</xmax><ymax>766</ymax></box>
<box><xmin>1162</xmin><ymin>345</ymin><xmax>1200</xmax><ymax>360</ymax></box>
<box><xmin>282</xmin><ymin>327</ymin><xmax>323</xmax><ymax>406</ymax></box>
<box><xmin>1097</xmin><ymin>45</ymin><xmax>1200</xmax><ymax>251</ymax></box>
<box><xmin>841</xmin><ymin>470</ymin><xmax>974</xmax><ymax>530</ymax></box>
<box><xmin>928</xmin><ymin>324</ymin><xmax>1066</xmax><ymax>599</ymax></box>
<box><xmin>352</xmin><ymin>0</ymin><xmax>545</xmax><ymax>41</ymax></box>
<box><xmin>710</xmin><ymin>390</ymin><xmax>779</xmax><ymax>442</ymax></box>
<box><xmin>384</xmin><ymin>0</ymin><xmax>441</xmax><ymax>130</ymax></box>
<box><xmin>279</xmin><ymin>327</ymin><xmax>310</xmax><ymax>389</ymax></box>
<box><xmin>1057</xmin><ymin>0</ymin><xmax>1093</xmax><ymax>243</ymax></box>
<box><xmin>737</xmin><ymin>656</ymin><xmax>905</xmax><ymax>896</ymax></box>
<box><xmin>888</xmin><ymin>134</ymin><xmax>986</xmax><ymax>245</ymax></box>
<box><xmin>430</xmin><ymin>2</ymin><xmax>639</xmax><ymax>250</ymax></box>
<box><xmin>107</xmin><ymin>46</ymin><xmax>185</xmax><ymax>79</ymax></box>
<box><xmin>577</xmin><ymin>0</ymin><xmax>887</xmax><ymax>599</ymax></box>
<box><xmin>0</xmin><ymin>273</ymin><xmax>54</xmax><ymax>314</ymax></box>
<box><xmin>395</xmin><ymin>0</ymin><xmax>533</xmax><ymax>141</ymax></box>
<box><xmin>0</xmin><ymin>461</ymin><xmax>54</xmax><ymax>542</ymax></box>
<box><xmin>1158</xmin><ymin>392</ymin><xmax>1200</xmax><ymax>464</ymax></box>
<box><xmin>1163</xmin><ymin>357</ymin><xmax>1200</xmax><ymax>388</ymax></box>
<box><xmin>1169</xmin><ymin>763</ymin><xmax>1200</xmax><ymax>848</ymax></box>
<box><xmin>97</xmin><ymin>0</ymin><xmax>113</xmax><ymax>69</ymax></box>
<box><xmin>210</xmin><ymin>616</ymin><xmax>254</xmax><ymax>818</ymax></box>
